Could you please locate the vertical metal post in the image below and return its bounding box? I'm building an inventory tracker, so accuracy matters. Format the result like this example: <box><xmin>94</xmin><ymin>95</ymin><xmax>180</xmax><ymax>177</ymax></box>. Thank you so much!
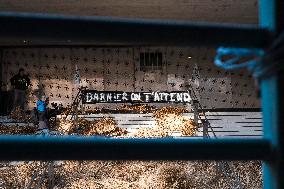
<box><xmin>48</xmin><ymin>161</ymin><xmax>55</xmax><ymax>189</ymax></box>
<box><xmin>75</xmin><ymin>103</ymin><xmax>78</xmax><ymax>126</ymax></box>
<box><xmin>203</xmin><ymin>119</ymin><xmax>209</xmax><ymax>138</ymax></box>
<box><xmin>259</xmin><ymin>0</ymin><xmax>284</xmax><ymax>188</ymax></box>
<box><xmin>192</xmin><ymin>100</ymin><xmax>199</xmax><ymax>125</ymax></box>
<box><xmin>0</xmin><ymin>49</ymin><xmax>3</xmax><ymax>114</ymax></box>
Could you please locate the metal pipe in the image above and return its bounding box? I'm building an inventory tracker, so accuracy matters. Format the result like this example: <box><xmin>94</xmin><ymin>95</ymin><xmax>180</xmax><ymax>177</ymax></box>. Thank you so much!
<box><xmin>259</xmin><ymin>0</ymin><xmax>284</xmax><ymax>188</ymax></box>
<box><xmin>0</xmin><ymin>12</ymin><xmax>271</xmax><ymax>48</ymax></box>
<box><xmin>0</xmin><ymin>136</ymin><xmax>272</xmax><ymax>161</ymax></box>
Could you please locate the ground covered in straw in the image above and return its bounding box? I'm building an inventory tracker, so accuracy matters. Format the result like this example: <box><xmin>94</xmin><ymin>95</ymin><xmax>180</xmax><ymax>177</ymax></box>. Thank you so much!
<box><xmin>0</xmin><ymin>106</ymin><xmax>263</xmax><ymax>188</ymax></box>
<box><xmin>0</xmin><ymin>160</ymin><xmax>262</xmax><ymax>189</ymax></box>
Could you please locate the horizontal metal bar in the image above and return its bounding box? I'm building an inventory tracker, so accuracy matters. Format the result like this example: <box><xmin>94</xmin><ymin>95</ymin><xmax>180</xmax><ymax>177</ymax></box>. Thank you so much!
<box><xmin>0</xmin><ymin>136</ymin><xmax>272</xmax><ymax>160</ymax></box>
<box><xmin>0</xmin><ymin>12</ymin><xmax>272</xmax><ymax>47</ymax></box>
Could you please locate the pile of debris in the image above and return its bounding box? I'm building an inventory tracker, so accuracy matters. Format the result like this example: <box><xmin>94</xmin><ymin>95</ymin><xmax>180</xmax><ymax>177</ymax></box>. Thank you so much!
<box><xmin>0</xmin><ymin>160</ymin><xmax>262</xmax><ymax>189</ymax></box>
<box><xmin>57</xmin><ymin>117</ymin><xmax>126</xmax><ymax>136</ymax></box>
<box><xmin>117</xmin><ymin>104</ymin><xmax>156</xmax><ymax>113</ymax></box>
<box><xmin>130</xmin><ymin>107</ymin><xmax>197</xmax><ymax>138</ymax></box>
<box><xmin>0</xmin><ymin>105</ymin><xmax>262</xmax><ymax>188</ymax></box>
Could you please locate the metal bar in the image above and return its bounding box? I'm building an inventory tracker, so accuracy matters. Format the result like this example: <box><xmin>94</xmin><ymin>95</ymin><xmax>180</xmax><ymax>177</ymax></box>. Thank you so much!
<box><xmin>203</xmin><ymin>120</ymin><xmax>209</xmax><ymax>138</ymax></box>
<box><xmin>0</xmin><ymin>12</ymin><xmax>271</xmax><ymax>48</ymax></box>
<box><xmin>259</xmin><ymin>0</ymin><xmax>284</xmax><ymax>189</ymax></box>
<box><xmin>261</xmin><ymin>77</ymin><xmax>281</xmax><ymax>189</ymax></box>
<box><xmin>259</xmin><ymin>0</ymin><xmax>284</xmax><ymax>34</ymax></box>
<box><xmin>192</xmin><ymin>100</ymin><xmax>199</xmax><ymax>125</ymax></box>
<box><xmin>48</xmin><ymin>162</ymin><xmax>55</xmax><ymax>189</ymax></box>
<box><xmin>0</xmin><ymin>136</ymin><xmax>272</xmax><ymax>161</ymax></box>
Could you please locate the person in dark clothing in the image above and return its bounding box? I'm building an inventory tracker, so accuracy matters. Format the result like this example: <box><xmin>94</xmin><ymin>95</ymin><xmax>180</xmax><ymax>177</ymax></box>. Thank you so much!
<box><xmin>10</xmin><ymin>68</ymin><xmax>30</xmax><ymax>110</ymax></box>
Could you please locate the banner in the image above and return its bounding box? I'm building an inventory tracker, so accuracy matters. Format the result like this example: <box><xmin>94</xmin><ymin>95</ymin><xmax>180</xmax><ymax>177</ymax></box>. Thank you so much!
<box><xmin>82</xmin><ymin>90</ymin><xmax>191</xmax><ymax>104</ymax></box>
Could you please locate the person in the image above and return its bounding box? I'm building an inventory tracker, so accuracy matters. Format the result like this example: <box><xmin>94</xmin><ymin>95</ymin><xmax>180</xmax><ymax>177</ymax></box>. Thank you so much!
<box><xmin>36</xmin><ymin>95</ymin><xmax>49</xmax><ymax>130</ymax></box>
<box><xmin>10</xmin><ymin>68</ymin><xmax>30</xmax><ymax>110</ymax></box>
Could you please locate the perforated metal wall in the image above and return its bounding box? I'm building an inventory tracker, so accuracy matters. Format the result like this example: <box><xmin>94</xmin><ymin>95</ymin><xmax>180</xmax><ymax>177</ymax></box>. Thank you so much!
<box><xmin>1</xmin><ymin>47</ymin><xmax>260</xmax><ymax>109</ymax></box>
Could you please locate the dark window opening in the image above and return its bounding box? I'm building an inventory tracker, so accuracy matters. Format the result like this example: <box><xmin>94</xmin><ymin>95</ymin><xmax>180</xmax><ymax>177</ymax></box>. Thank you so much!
<box><xmin>140</xmin><ymin>52</ymin><xmax>163</xmax><ymax>71</ymax></box>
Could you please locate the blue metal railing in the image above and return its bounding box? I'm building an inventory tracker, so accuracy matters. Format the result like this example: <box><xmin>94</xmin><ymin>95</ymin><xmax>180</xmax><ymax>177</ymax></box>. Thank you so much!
<box><xmin>0</xmin><ymin>136</ymin><xmax>271</xmax><ymax>161</ymax></box>
<box><xmin>0</xmin><ymin>12</ymin><xmax>271</xmax><ymax>48</ymax></box>
<box><xmin>0</xmin><ymin>0</ymin><xmax>283</xmax><ymax>188</ymax></box>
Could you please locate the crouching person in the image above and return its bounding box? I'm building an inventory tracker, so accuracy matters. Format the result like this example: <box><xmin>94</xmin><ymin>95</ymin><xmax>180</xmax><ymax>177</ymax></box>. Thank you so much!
<box><xmin>37</xmin><ymin>95</ymin><xmax>49</xmax><ymax>131</ymax></box>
